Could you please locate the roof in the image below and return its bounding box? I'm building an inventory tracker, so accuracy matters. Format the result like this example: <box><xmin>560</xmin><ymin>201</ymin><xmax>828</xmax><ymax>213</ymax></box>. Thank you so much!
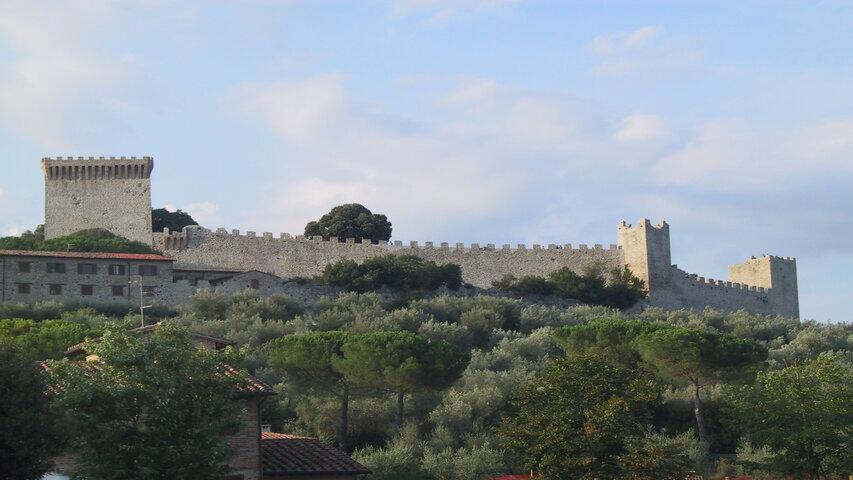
<box><xmin>40</xmin><ymin>359</ymin><xmax>274</xmax><ymax>398</ymax></box>
<box><xmin>0</xmin><ymin>249</ymin><xmax>174</xmax><ymax>261</ymax></box>
<box><xmin>64</xmin><ymin>324</ymin><xmax>237</xmax><ymax>355</ymax></box>
<box><xmin>261</xmin><ymin>431</ymin><xmax>371</xmax><ymax>476</ymax></box>
<box><xmin>173</xmin><ymin>265</ymin><xmax>245</xmax><ymax>273</ymax></box>
<box><xmin>220</xmin><ymin>364</ymin><xmax>276</xmax><ymax>397</ymax></box>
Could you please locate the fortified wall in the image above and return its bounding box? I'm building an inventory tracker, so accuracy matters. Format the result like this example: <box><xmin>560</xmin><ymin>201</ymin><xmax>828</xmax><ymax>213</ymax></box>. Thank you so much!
<box><xmin>40</xmin><ymin>156</ymin><xmax>800</xmax><ymax>317</ymax></box>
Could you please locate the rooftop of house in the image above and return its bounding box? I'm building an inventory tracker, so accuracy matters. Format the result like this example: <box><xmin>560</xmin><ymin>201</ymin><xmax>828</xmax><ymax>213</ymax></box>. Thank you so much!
<box><xmin>261</xmin><ymin>431</ymin><xmax>371</xmax><ymax>476</ymax></box>
<box><xmin>0</xmin><ymin>249</ymin><xmax>175</xmax><ymax>261</ymax></box>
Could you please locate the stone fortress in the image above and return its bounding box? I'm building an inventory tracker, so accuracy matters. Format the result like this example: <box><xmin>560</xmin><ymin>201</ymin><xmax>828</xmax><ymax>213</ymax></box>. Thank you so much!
<box><xmin>37</xmin><ymin>156</ymin><xmax>799</xmax><ymax>318</ymax></box>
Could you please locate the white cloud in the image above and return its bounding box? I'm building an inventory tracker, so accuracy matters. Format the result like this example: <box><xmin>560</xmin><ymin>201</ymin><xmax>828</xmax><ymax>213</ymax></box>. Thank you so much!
<box><xmin>5</xmin><ymin>225</ymin><xmax>22</xmax><ymax>236</ymax></box>
<box><xmin>588</xmin><ymin>26</ymin><xmax>704</xmax><ymax>78</ymax></box>
<box><xmin>233</xmin><ymin>75</ymin><xmax>346</xmax><ymax>147</ymax></box>
<box><xmin>0</xmin><ymin>187</ymin><xmax>5</xmax><ymax>199</ymax></box>
<box><xmin>591</xmin><ymin>26</ymin><xmax>662</xmax><ymax>56</ymax></box>
<box><xmin>0</xmin><ymin>1</ymin><xmax>137</xmax><ymax>150</ymax></box>
<box><xmin>183</xmin><ymin>202</ymin><xmax>220</xmax><ymax>226</ymax></box>
<box><xmin>613</xmin><ymin>113</ymin><xmax>671</xmax><ymax>142</ymax></box>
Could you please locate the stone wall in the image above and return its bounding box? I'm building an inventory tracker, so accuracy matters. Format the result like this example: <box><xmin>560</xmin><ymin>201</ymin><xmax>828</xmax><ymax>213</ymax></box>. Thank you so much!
<box><xmin>0</xmin><ymin>252</ymin><xmax>173</xmax><ymax>305</ymax></box>
<box><xmin>42</xmin><ymin>157</ymin><xmax>153</xmax><ymax>244</ymax></box>
<box><xmin>154</xmin><ymin>227</ymin><xmax>625</xmax><ymax>289</ymax></box>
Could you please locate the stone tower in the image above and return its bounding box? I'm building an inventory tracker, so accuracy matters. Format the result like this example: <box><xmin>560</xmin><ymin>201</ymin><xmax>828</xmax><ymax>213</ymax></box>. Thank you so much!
<box><xmin>616</xmin><ymin>219</ymin><xmax>672</xmax><ymax>291</ymax></box>
<box><xmin>729</xmin><ymin>255</ymin><xmax>799</xmax><ymax>318</ymax></box>
<box><xmin>42</xmin><ymin>156</ymin><xmax>154</xmax><ymax>244</ymax></box>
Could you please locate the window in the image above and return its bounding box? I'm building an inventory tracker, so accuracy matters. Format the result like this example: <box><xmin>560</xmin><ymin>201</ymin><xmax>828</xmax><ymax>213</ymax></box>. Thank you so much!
<box><xmin>16</xmin><ymin>283</ymin><xmax>31</xmax><ymax>294</ymax></box>
<box><xmin>109</xmin><ymin>264</ymin><xmax>126</xmax><ymax>275</ymax></box>
<box><xmin>81</xmin><ymin>285</ymin><xmax>94</xmax><ymax>296</ymax></box>
<box><xmin>111</xmin><ymin>285</ymin><xmax>125</xmax><ymax>296</ymax></box>
<box><xmin>142</xmin><ymin>286</ymin><xmax>156</xmax><ymax>296</ymax></box>
<box><xmin>250</xmin><ymin>279</ymin><xmax>260</xmax><ymax>289</ymax></box>
<box><xmin>46</xmin><ymin>263</ymin><xmax>66</xmax><ymax>274</ymax></box>
<box><xmin>77</xmin><ymin>263</ymin><xmax>97</xmax><ymax>274</ymax></box>
<box><xmin>48</xmin><ymin>284</ymin><xmax>63</xmax><ymax>295</ymax></box>
<box><xmin>138</xmin><ymin>265</ymin><xmax>158</xmax><ymax>276</ymax></box>
<box><xmin>17</xmin><ymin>261</ymin><xmax>31</xmax><ymax>273</ymax></box>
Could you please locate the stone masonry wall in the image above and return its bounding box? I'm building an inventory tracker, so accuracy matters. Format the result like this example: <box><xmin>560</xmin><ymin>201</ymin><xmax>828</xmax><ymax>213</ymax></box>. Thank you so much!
<box><xmin>42</xmin><ymin>157</ymin><xmax>153</xmax><ymax>244</ymax></box>
<box><xmin>154</xmin><ymin>227</ymin><xmax>625</xmax><ymax>289</ymax></box>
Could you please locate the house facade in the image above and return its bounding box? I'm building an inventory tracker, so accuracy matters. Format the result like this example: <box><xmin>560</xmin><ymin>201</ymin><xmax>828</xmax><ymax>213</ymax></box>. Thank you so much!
<box><xmin>0</xmin><ymin>250</ymin><xmax>174</xmax><ymax>305</ymax></box>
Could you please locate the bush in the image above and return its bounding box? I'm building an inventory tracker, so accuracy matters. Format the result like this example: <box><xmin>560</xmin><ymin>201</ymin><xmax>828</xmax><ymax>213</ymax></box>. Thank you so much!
<box><xmin>492</xmin><ymin>266</ymin><xmax>645</xmax><ymax>309</ymax></box>
<box><xmin>316</xmin><ymin>255</ymin><xmax>463</xmax><ymax>293</ymax></box>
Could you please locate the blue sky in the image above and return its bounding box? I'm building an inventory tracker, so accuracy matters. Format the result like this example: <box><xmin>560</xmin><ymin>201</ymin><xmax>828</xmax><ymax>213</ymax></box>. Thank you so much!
<box><xmin>0</xmin><ymin>1</ymin><xmax>850</xmax><ymax>321</ymax></box>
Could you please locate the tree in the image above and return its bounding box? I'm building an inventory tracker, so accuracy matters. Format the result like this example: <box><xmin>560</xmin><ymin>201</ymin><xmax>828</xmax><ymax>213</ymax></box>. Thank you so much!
<box><xmin>152</xmin><ymin>207</ymin><xmax>198</xmax><ymax>232</ymax></box>
<box><xmin>0</xmin><ymin>339</ymin><xmax>58</xmax><ymax>480</ymax></box>
<box><xmin>47</xmin><ymin>324</ymin><xmax>246</xmax><ymax>480</ymax></box>
<box><xmin>337</xmin><ymin>331</ymin><xmax>469</xmax><ymax>429</ymax></box>
<box><xmin>635</xmin><ymin>328</ymin><xmax>766</xmax><ymax>444</ymax></box>
<box><xmin>553</xmin><ymin>318</ymin><xmax>671</xmax><ymax>369</ymax></box>
<box><xmin>732</xmin><ymin>356</ymin><xmax>853</xmax><ymax>479</ymax></box>
<box><xmin>305</xmin><ymin>203</ymin><xmax>392</xmax><ymax>243</ymax></box>
<box><xmin>317</xmin><ymin>255</ymin><xmax>462</xmax><ymax>292</ymax></box>
<box><xmin>267</xmin><ymin>331</ymin><xmax>355</xmax><ymax>451</ymax></box>
<box><xmin>497</xmin><ymin>356</ymin><xmax>688</xmax><ymax>480</ymax></box>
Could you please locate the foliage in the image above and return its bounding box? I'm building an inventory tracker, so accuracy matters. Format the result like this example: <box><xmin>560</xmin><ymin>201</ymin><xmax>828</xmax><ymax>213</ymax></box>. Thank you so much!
<box><xmin>47</xmin><ymin>324</ymin><xmax>246</xmax><ymax>480</ymax></box>
<box><xmin>338</xmin><ymin>331</ymin><xmax>470</xmax><ymax>428</ymax></box>
<box><xmin>151</xmin><ymin>207</ymin><xmax>198</xmax><ymax>232</ymax></box>
<box><xmin>492</xmin><ymin>266</ymin><xmax>645</xmax><ymax>309</ymax></box>
<box><xmin>0</xmin><ymin>339</ymin><xmax>59</xmax><ymax>480</ymax></box>
<box><xmin>554</xmin><ymin>318</ymin><xmax>672</xmax><ymax>368</ymax></box>
<box><xmin>0</xmin><ymin>318</ymin><xmax>100</xmax><ymax>360</ymax></box>
<box><xmin>497</xmin><ymin>355</ymin><xmax>684</xmax><ymax>480</ymax></box>
<box><xmin>304</xmin><ymin>203</ymin><xmax>392</xmax><ymax>243</ymax></box>
<box><xmin>636</xmin><ymin>328</ymin><xmax>767</xmax><ymax>442</ymax></box>
<box><xmin>0</xmin><ymin>230</ymin><xmax>156</xmax><ymax>254</ymax></box>
<box><xmin>267</xmin><ymin>331</ymin><xmax>355</xmax><ymax>450</ymax></box>
<box><xmin>731</xmin><ymin>356</ymin><xmax>853</xmax><ymax>479</ymax></box>
<box><xmin>317</xmin><ymin>255</ymin><xmax>463</xmax><ymax>292</ymax></box>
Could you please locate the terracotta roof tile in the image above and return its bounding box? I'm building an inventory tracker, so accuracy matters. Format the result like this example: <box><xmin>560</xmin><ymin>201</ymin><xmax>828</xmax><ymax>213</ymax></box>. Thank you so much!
<box><xmin>261</xmin><ymin>432</ymin><xmax>371</xmax><ymax>475</ymax></box>
<box><xmin>0</xmin><ymin>249</ymin><xmax>174</xmax><ymax>261</ymax></box>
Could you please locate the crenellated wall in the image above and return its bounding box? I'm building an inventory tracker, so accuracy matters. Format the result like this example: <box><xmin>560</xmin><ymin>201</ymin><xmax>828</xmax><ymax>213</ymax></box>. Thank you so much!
<box><xmin>153</xmin><ymin>226</ymin><xmax>624</xmax><ymax>289</ymax></box>
<box><xmin>38</xmin><ymin>156</ymin><xmax>799</xmax><ymax>317</ymax></box>
<box><xmin>42</xmin><ymin>156</ymin><xmax>153</xmax><ymax>244</ymax></box>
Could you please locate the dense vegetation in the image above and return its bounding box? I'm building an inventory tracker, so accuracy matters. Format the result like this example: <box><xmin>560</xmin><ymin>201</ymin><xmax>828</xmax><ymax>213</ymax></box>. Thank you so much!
<box><xmin>0</xmin><ymin>228</ymin><xmax>157</xmax><ymax>254</ymax></box>
<box><xmin>305</xmin><ymin>203</ymin><xmax>393</xmax><ymax>243</ymax></box>
<box><xmin>493</xmin><ymin>265</ymin><xmax>646</xmax><ymax>309</ymax></box>
<box><xmin>3</xmin><ymin>289</ymin><xmax>850</xmax><ymax>479</ymax></box>
<box><xmin>316</xmin><ymin>255</ymin><xmax>463</xmax><ymax>293</ymax></box>
<box><xmin>151</xmin><ymin>207</ymin><xmax>198</xmax><ymax>232</ymax></box>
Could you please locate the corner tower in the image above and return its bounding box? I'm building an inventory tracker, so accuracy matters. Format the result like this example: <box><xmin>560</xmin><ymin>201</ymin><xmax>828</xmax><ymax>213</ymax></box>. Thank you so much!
<box><xmin>617</xmin><ymin>219</ymin><xmax>672</xmax><ymax>291</ymax></box>
<box><xmin>729</xmin><ymin>255</ymin><xmax>799</xmax><ymax>318</ymax></box>
<box><xmin>42</xmin><ymin>156</ymin><xmax>154</xmax><ymax>244</ymax></box>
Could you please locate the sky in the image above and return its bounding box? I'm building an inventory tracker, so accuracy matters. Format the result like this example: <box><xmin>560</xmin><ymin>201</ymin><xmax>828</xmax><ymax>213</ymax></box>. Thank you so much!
<box><xmin>0</xmin><ymin>0</ymin><xmax>850</xmax><ymax>322</ymax></box>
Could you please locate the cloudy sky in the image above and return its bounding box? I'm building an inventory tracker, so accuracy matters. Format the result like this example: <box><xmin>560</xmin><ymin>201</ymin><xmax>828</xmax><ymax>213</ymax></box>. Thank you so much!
<box><xmin>0</xmin><ymin>1</ymin><xmax>850</xmax><ymax>321</ymax></box>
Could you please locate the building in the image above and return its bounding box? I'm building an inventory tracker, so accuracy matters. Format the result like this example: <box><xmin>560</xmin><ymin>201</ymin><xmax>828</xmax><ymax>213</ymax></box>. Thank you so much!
<box><xmin>29</xmin><ymin>156</ymin><xmax>799</xmax><ymax>317</ymax></box>
<box><xmin>0</xmin><ymin>250</ymin><xmax>174</xmax><ymax>305</ymax></box>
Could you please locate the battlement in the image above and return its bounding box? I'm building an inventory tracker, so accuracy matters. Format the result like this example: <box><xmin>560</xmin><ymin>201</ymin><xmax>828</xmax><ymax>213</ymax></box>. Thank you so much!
<box><xmin>617</xmin><ymin>219</ymin><xmax>669</xmax><ymax>231</ymax></box>
<box><xmin>41</xmin><ymin>156</ymin><xmax>153</xmax><ymax>180</ymax></box>
<box><xmin>677</xmin><ymin>267</ymin><xmax>769</xmax><ymax>295</ymax></box>
<box><xmin>162</xmin><ymin>227</ymin><xmax>621</xmax><ymax>253</ymax></box>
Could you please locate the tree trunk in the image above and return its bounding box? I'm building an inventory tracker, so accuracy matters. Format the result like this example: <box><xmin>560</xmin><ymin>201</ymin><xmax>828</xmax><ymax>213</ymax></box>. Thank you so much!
<box><xmin>395</xmin><ymin>390</ymin><xmax>404</xmax><ymax>430</ymax></box>
<box><xmin>692</xmin><ymin>380</ymin><xmax>709</xmax><ymax>443</ymax></box>
<box><xmin>339</xmin><ymin>383</ymin><xmax>349</xmax><ymax>452</ymax></box>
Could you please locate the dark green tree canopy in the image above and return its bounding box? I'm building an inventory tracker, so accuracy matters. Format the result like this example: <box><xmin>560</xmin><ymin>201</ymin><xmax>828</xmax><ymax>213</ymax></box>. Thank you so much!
<box><xmin>0</xmin><ymin>339</ymin><xmax>59</xmax><ymax>480</ymax></box>
<box><xmin>47</xmin><ymin>324</ymin><xmax>246</xmax><ymax>480</ymax></box>
<box><xmin>732</xmin><ymin>356</ymin><xmax>853</xmax><ymax>479</ymax></box>
<box><xmin>0</xmin><ymin>230</ymin><xmax>156</xmax><ymax>254</ymax></box>
<box><xmin>317</xmin><ymin>254</ymin><xmax>462</xmax><ymax>292</ymax></box>
<box><xmin>152</xmin><ymin>208</ymin><xmax>199</xmax><ymax>232</ymax></box>
<box><xmin>497</xmin><ymin>355</ymin><xmax>688</xmax><ymax>480</ymax></box>
<box><xmin>305</xmin><ymin>203</ymin><xmax>392</xmax><ymax>243</ymax></box>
